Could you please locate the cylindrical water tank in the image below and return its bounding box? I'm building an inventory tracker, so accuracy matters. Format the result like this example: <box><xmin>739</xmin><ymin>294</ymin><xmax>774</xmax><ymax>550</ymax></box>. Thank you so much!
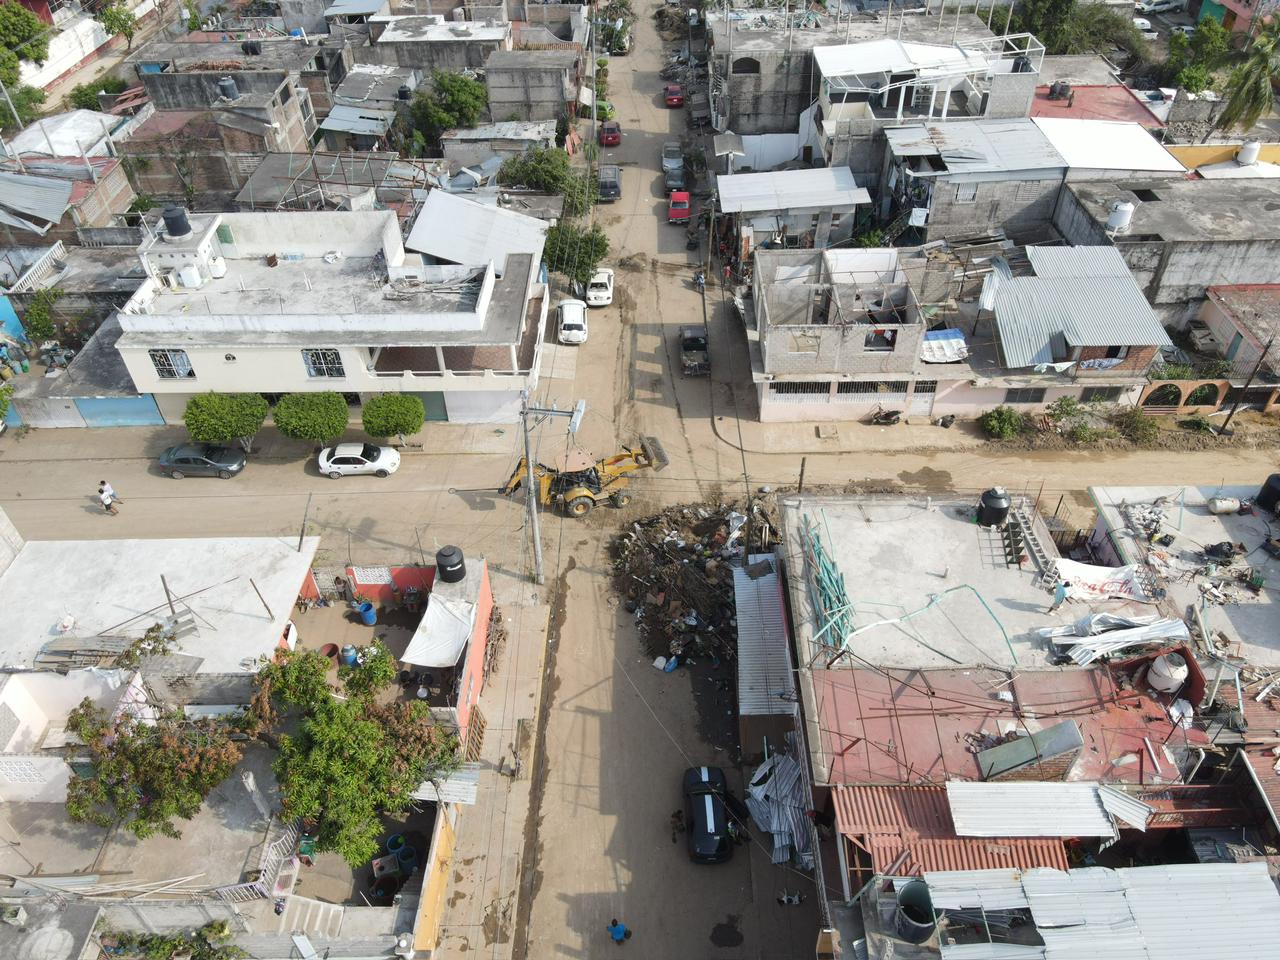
<box><xmin>1149</xmin><ymin>652</ymin><xmax>1189</xmax><ymax>694</ymax></box>
<box><xmin>216</xmin><ymin>76</ymin><xmax>239</xmax><ymax>100</ymax></box>
<box><xmin>177</xmin><ymin>263</ymin><xmax>204</xmax><ymax>288</ymax></box>
<box><xmin>1207</xmin><ymin>496</ymin><xmax>1241</xmax><ymax>515</ymax></box>
<box><xmin>1256</xmin><ymin>473</ymin><xmax>1280</xmax><ymax>513</ymax></box>
<box><xmin>436</xmin><ymin>545</ymin><xmax>466</xmax><ymax>583</ymax></box>
<box><xmin>398</xmin><ymin>84</ymin><xmax>412</xmax><ymax>101</ymax></box>
<box><xmin>1107</xmin><ymin>200</ymin><xmax>1135</xmax><ymax>233</ymax></box>
<box><xmin>208</xmin><ymin>255</ymin><xmax>228</xmax><ymax>279</ymax></box>
<box><xmin>977</xmin><ymin>487</ymin><xmax>1011</xmax><ymax>528</ymax></box>
<box><xmin>894</xmin><ymin>880</ymin><xmax>936</xmax><ymax>945</ymax></box>
<box><xmin>162</xmin><ymin>205</ymin><xmax>191</xmax><ymax>238</ymax></box>
<box><xmin>1238</xmin><ymin>140</ymin><xmax>1262</xmax><ymax>165</ymax></box>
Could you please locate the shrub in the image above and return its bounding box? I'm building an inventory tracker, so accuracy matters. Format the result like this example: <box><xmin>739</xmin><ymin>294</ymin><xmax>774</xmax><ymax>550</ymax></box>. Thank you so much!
<box><xmin>1045</xmin><ymin>396</ymin><xmax>1083</xmax><ymax>423</ymax></box>
<box><xmin>183</xmin><ymin>392</ymin><xmax>269</xmax><ymax>448</ymax></box>
<box><xmin>1111</xmin><ymin>406</ymin><xmax>1160</xmax><ymax>444</ymax></box>
<box><xmin>361</xmin><ymin>393</ymin><xmax>424</xmax><ymax>442</ymax></box>
<box><xmin>68</xmin><ymin>75</ymin><xmax>127</xmax><ymax>110</ymax></box>
<box><xmin>1153</xmin><ymin>362</ymin><xmax>1196</xmax><ymax>380</ymax></box>
<box><xmin>273</xmin><ymin>392</ymin><xmax>350</xmax><ymax>444</ymax></box>
<box><xmin>979</xmin><ymin>405</ymin><xmax>1029</xmax><ymax>440</ymax></box>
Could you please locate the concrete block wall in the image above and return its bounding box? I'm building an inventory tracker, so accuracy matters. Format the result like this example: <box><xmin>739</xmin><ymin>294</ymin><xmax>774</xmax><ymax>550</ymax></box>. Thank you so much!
<box><xmin>1075</xmin><ymin>344</ymin><xmax>1159</xmax><ymax>374</ymax></box>
<box><xmin>926</xmin><ymin>177</ymin><xmax>1061</xmax><ymax>241</ymax></box>
<box><xmin>762</xmin><ymin>323</ymin><xmax>922</xmax><ymax>376</ymax></box>
<box><xmin>486</xmin><ymin>66</ymin><xmax>570</xmax><ymax>121</ymax></box>
<box><xmin>1051</xmin><ymin>187</ymin><xmax>1111</xmax><ymax>246</ymax></box>
<box><xmin>718</xmin><ymin>51</ymin><xmax>814</xmax><ymax>136</ymax></box>
<box><xmin>984</xmin><ymin>69</ymin><xmax>1038</xmax><ymax>120</ymax></box>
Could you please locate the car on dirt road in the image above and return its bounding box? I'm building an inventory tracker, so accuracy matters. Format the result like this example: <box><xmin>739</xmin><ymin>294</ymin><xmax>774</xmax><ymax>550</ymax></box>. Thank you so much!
<box><xmin>317</xmin><ymin>442</ymin><xmax>400</xmax><ymax>479</ymax></box>
<box><xmin>585</xmin><ymin>268</ymin><xmax>614</xmax><ymax>307</ymax></box>
<box><xmin>683</xmin><ymin>766</ymin><xmax>733</xmax><ymax>863</ymax></box>
<box><xmin>158</xmin><ymin>443</ymin><xmax>247</xmax><ymax>480</ymax></box>
<box><xmin>599</xmin><ymin>120</ymin><xmax>621</xmax><ymax>146</ymax></box>
<box><xmin>662</xmin><ymin>141</ymin><xmax>684</xmax><ymax>172</ymax></box>
<box><xmin>679</xmin><ymin>325</ymin><xmax>710</xmax><ymax>376</ymax></box>
<box><xmin>598</xmin><ymin>164</ymin><xmax>621</xmax><ymax>202</ymax></box>
<box><xmin>664</xmin><ymin>83</ymin><xmax>685</xmax><ymax>107</ymax></box>
<box><xmin>668</xmin><ymin>190</ymin><xmax>691</xmax><ymax>224</ymax></box>
<box><xmin>664</xmin><ymin>166</ymin><xmax>686</xmax><ymax>192</ymax></box>
<box><xmin>556</xmin><ymin>298</ymin><xmax>589</xmax><ymax>343</ymax></box>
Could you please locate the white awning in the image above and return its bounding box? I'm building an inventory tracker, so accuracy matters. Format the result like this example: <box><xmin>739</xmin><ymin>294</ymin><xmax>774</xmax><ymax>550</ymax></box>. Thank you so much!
<box><xmin>402</xmin><ymin>592</ymin><xmax>476</xmax><ymax>667</ymax></box>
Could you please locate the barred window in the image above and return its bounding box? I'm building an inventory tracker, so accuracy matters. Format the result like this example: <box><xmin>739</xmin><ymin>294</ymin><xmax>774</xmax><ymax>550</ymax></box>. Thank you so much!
<box><xmin>769</xmin><ymin>381</ymin><xmax>829</xmax><ymax>395</ymax></box>
<box><xmin>149</xmin><ymin>349</ymin><xmax>194</xmax><ymax>379</ymax></box>
<box><xmin>302</xmin><ymin>348</ymin><xmax>345</xmax><ymax>378</ymax></box>
<box><xmin>1005</xmin><ymin>388</ymin><xmax>1046</xmax><ymax>404</ymax></box>
<box><xmin>1081</xmin><ymin>387</ymin><xmax>1123</xmax><ymax>402</ymax></box>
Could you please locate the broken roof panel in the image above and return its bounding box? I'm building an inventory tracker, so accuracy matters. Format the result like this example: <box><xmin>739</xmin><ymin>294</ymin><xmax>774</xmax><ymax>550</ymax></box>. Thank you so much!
<box><xmin>945</xmin><ymin>782</ymin><xmax>1128</xmax><ymax>838</ymax></box>
<box><xmin>320</xmin><ymin>103</ymin><xmax>397</xmax><ymax>136</ymax></box>
<box><xmin>717</xmin><ymin>167</ymin><xmax>870</xmax><ymax>214</ymax></box>
<box><xmin>0</xmin><ymin>170</ymin><xmax>73</xmax><ymax>234</ymax></box>
<box><xmin>885</xmin><ymin>121</ymin><xmax>1064</xmax><ymax>176</ymax></box>
<box><xmin>405</xmin><ymin>189</ymin><xmax>547</xmax><ymax>272</ymax></box>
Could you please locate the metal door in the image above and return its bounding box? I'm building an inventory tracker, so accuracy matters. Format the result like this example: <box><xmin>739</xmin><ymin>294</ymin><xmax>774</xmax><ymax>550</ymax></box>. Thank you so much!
<box><xmin>415</xmin><ymin>391</ymin><xmax>448</xmax><ymax>422</ymax></box>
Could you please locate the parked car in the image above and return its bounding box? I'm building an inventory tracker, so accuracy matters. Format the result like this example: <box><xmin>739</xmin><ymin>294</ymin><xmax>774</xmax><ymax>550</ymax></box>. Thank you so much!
<box><xmin>598</xmin><ymin>164</ymin><xmax>621</xmax><ymax>202</ymax></box>
<box><xmin>664</xmin><ymin>83</ymin><xmax>685</xmax><ymax>108</ymax></box>
<box><xmin>556</xmin><ymin>298</ymin><xmax>589</xmax><ymax>344</ymax></box>
<box><xmin>1171</xmin><ymin>23</ymin><xmax>1196</xmax><ymax>35</ymax></box>
<box><xmin>679</xmin><ymin>325</ymin><xmax>709</xmax><ymax>376</ymax></box>
<box><xmin>1133</xmin><ymin>16</ymin><xmax>1153</xmax><ymax>30</ymax></box>
<box><xmin>585</xmin><ymin>268</ymin><xmax>614</xmax><ymax>307</ymax></box>
<box><xmin>317</xmin><ymin>442</ymin><xmax>400</xmax><ymax>479</ymax></box>
<box><xmin>668</xmin><ymin>190</ymin><xmax>691</xmax><ymax>224</ymax></box>
<box><xmin>1136</xmin><ymin>0</ymin><xmax>1185</xmax><ymax>12</ymax></box>
<box><xmin>664</xmin><ymin>166</ymin><xmax>686</xmax><ymax>193</ymax></box>
<box><xmin>599</xmin><ymin>120</ymin><xmax>621</xmax><ymax>147</ymax></box>
<box><xmin>662</xmin><ymin>141</ymin><xmax>684</xmax><ymax>172</ymax></box>
<box><xmin>158</xmin><ymin>443</ymin><xmax>247</xmax><ymax>480</ymax></box>
<box><xmin>682</xmin><ymin>766</ymin><xmax>733</xmax><ymax>864</ymax></box>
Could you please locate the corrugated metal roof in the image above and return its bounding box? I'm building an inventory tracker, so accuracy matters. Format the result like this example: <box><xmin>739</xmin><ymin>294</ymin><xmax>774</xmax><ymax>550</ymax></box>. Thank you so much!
<box><xmin>413</xmin><ymin>762</ymin><xmax>481</xmax><ymax>804</ymax></box>
<box><xmin>0</xmin><ymin>170</ymin><xmax>73</xmax><ymax>234</ymax></box>
<box><xmin>1096</xmin><ymin>784</ymin><xmax>1152</xmax><ymax>831</ymax></box>
<box><xmin>717</xmin><ymin>167</ymin><xmax>870</xmax><ymax>214</ymax></box>
<box><xmin>405</xmin><ymin>189</ymin><xmax>547</xmax><ymax>272</ymax></box>
<box><xmin>1031</xmin><ymin>117</ymin><xmax>1185</xmax><ymax>173</ymax></box>
<box><xmin>885</xmin><ymin>121</ymin><xmax>1065</xmax><ymax>176</ymax></box>
<box><xmin>929</xmin><ymin>862</ymin><xmax>1280</xmax><ymax>960</ymax></box>
<box><xmin>734</xmin><ymin>553</ymin><xmax>796</xmax><ymax>717</ymax></box>
<box><xmin>945</xmin><ymin>782</ymin><xmax>1117</xmax><ymax>838</ymax></box>
<box><xmin>324</xmin><ymin>0</ymin><xmax>386</xmax><ymax>15</ymax></box>
<box><xmin>989</xmin><ymin>247</ymin><xmax>1171</xmax><ymax>369</ymax></box>
<box><xmin>319</xmin><ymin>104</ymin><xmax>397</xmax><ymax>136</ymax></box>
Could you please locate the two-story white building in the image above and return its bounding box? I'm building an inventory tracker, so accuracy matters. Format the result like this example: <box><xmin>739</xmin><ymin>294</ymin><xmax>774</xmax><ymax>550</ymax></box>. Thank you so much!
<box><xmin>112</xmin><ymin>203</ymin><xmax>547</xmax><ymax>424</ymax></box>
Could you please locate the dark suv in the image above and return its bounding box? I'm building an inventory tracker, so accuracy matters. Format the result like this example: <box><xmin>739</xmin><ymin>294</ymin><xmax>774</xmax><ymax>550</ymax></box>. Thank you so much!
<box><xmin>598</xmin><ymin>164</ymin><xmax>621</xmax><ymax>202</ymax></box>
<box><xmin>682</xmin><ymin>766</ymin><xmax>733</xmax><ymax>863</ymax></box>
<box><xmin>679</xmin><ymin>325</ymin><xmax>709</xmax><ymax>376</ymax></box>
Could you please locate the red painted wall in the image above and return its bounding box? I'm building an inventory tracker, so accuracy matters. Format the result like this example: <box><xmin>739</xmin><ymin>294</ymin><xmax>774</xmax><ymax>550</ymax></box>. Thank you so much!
<box><xmin>345</xmin><ymin>565</ymin><xmax>436</xmax><ymax>604</ymax></box>
<box><xmin>454</xmin><ymin>561</ymin><xmax>493</xmax><ymax>740</ymax></box>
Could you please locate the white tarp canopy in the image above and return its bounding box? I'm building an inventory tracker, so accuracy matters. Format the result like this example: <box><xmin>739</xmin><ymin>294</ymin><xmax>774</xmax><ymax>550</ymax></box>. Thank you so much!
<box><xmin>920</xmin><ymin>327</ymin><xmax>969</xmax><ymax>363</ymax></box>
<box><xmin>1051</xmin><ymin>558</ymin><xmax>1149</xmax><ymax>602</ymax></box>
<box><xmin>402</xmin><ymin>592</ymin><xmax>477</xmax><ymax>668</ymax></box>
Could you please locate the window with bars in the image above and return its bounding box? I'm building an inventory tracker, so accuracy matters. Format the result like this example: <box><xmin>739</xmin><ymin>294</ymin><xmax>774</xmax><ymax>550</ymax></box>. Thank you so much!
<box><xmin>149</xmin><ymin>349</ymin><xmax>195</xmax><ymax>379</ymax></box>
<box><xmin>769</xmin><ymin>381</ymin><xmax>830</xmax><ymax>395</ymax></box>
<box><xmin>302</xmin><ymin>348</ymin><xmax>345</xmax><ymax>378</ymax></box>
<box><xmin>835</xmin><ymin>381</ymin><xmax>908</xmax><ymax>395</ymax></box>
<box><xmin>1081</xmin><ymin>387</ymin><xmax>1123</xmax><ymax>403</ymax></box>
<box><xmin>913</xmin><ymin>380</ymin><xmax>938</xmax><ymax>395</ymax></box>
<box><xmin>1004</xmin><ymin>387</ymin><xmax>1046</xmax><ymax>404</ymax></box>
<box><xmin>954</xmin><ymin>183</ymin><xmax>978</xmax><ymax>204</ymax></box>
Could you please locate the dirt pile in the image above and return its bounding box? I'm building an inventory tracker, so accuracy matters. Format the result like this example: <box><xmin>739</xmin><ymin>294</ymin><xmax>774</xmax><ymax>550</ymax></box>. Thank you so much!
<box><xmin>610</xmin><ymin>499</ymin><xmax>779</xmax><ymax>661</ymax></box>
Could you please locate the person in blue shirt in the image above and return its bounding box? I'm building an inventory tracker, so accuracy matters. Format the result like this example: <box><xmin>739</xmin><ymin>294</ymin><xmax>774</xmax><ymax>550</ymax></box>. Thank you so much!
<box><xmin>607</xmin><ymin>919</ymin><xmax>630</xmax><ymax>945</ymax></box>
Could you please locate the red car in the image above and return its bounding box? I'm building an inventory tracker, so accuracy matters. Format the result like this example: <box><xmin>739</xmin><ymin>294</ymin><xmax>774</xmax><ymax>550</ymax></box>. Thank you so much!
<box><xmin>664</xmin><ymin>84</ymin><xmax>685</xmax><ymax>108</ymax></box>
<box><xmin>598</xmin><ymin>120</ymin><xmax>621</xmax><ymax>146</ymax></box>
<box><xmin>668</xmin><ymin>191</ymin><xmax>691</xmax><ymax>224</ymax></box>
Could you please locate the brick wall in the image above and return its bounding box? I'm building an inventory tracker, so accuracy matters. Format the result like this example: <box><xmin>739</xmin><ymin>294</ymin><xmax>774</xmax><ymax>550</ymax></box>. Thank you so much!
<box><xmin>762</xmin><ymin>323</ymin><xmax>923</xmax><ymax>376</ymax></box>
<box><xmin>1076</xmin><ymin>343</ymin><xmax>1159</xmax><ymax>374</ymax></box>
<box><xmin>926</xmin><ymin>177</ymin><xmax>1061</xmax><ymax>242</ymax></box>
<box><xmin>985</xmin><ymin>747</ymin><xmax>1079</xmax><ymax>782</ymax></box>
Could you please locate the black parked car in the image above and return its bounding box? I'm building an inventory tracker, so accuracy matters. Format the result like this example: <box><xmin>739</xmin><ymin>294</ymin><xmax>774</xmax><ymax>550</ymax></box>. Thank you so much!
<box><xmin>682</xmin><ymin>766</ymin><xmax>733</xmax><ymax>863</ymax></box>
<box><xmin>158</xmin><ymin>443</ymin><xmax>247</xmax><ymax>479</ymax></box>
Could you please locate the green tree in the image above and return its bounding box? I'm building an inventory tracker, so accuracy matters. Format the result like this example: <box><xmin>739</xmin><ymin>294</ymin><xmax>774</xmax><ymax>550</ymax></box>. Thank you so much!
<box><xmin>498</xmin><ymin>148</ymin><xmax>595</xmax><ymax>215</ymax></box>
<box><xmin>544</xmin><ymin>221</ymin><xmax>610</xmax><ymax>285</ymax></box>
<box><xmin>0</xmin><ymin>2</ymin><xmax>49</xmax><ymax>84</ymax></box>
<box><xmin>1176</xmin><ymin>63</ymin><xmax>1212</xmax><ymax>94</ymax></box>
<box><xmin>183</xmin><ymin>393</ymin><xmax>269</xmax><ymax>450</ymax></box>
<box><xmin>69</xmin><ymin>75</ymin><xmax>127</xmax><ymax>110</ymax></box>
<box><xmin>273</xmin><ymin>392</ymin><xmax>349</xmax><ymax>444</ymax></box>
<box><xmin>1018</xmin><ymin>0</ymin><xmax>1074</xmax><ymax>53</ymax></box>
<box><xmin>97</xmin><ymin>3</ymin><xmax>137</xmax><ymax>50</ymax></box>
<box><xmin>7</xmin><ymin>83</ymin><xmax>41</xmax><ymax>125</ymax></box>
<box><xmin>1166</xmin><ymin>31</ymin><xmax>1193</xmax><ymax>80</ymax></box>
<box><xmin>338</xmin><ymin>640</ymin><xmax>398</xmax><ymax>701</ymax></box>
<box><xmin>1058</xmin><ymin>4</ymin><xmax>1148</xmax><ymax>59</ymax></box>
<box><xmin>1218</xmin><ymin>18</ymin><xmax>1280</xmax><ymax>134</ymax></box>
<box><xmin>0</xmin><ymin>383</ymin><xmax>11</xmax><ymax>421</ymax></box>
<box><xmin>361</xmin><ymin>393</ymin><xmax>424</xmax><ymax>444</ymax></box>
<box><xmin>65</xmin><ymin>699</ymin><xmax>244</xmax><ymax>839</ymax></box>
<box><xmin>1190</xmin><ymin>16</ymin><xmax>1230</xmax><ymax>67</ymax></box>
<box><xmin>410</xmin><ymin>70</ymin><xmax>488</xmax><ymax>141</ymax></box>
<box><xmin>21</xmin><ymin>287</ymin><xmax>61</xmax><ymax>342</ymax></box>
<box><xmin>979</xmin><ymin>405</ymin><xmax>1029</xmax><ymax>440</ymax></box>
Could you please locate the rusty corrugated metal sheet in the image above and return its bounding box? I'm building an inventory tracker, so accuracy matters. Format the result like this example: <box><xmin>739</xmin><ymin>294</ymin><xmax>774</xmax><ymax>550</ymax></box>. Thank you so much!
<box><xmin>832</xmin><ymin>784</ymin><xmax>953</xmax><ymax>836</ymax></box>
<box><xmin>867</xmin><ymin>835</ymin><xmax>1069</xmax><ymax>876</ymax></box>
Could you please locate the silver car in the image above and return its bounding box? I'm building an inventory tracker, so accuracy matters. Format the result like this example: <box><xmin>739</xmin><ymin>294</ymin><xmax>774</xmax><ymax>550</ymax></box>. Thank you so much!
<box><xmin>662</xmin><ymin>141</ymin><xmax>684</xmax><ymax>173</ymax></box>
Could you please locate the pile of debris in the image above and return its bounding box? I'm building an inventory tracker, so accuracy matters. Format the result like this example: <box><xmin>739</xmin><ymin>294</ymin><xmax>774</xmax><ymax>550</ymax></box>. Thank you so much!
<box><xmin>611</xmin><ymin>499</ymin><xmax>779</xmax><ymax>661</ymax></box>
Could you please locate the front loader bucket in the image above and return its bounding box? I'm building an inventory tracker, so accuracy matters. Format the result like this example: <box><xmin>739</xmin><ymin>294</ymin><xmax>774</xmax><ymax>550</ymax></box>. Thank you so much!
<box><xmin>640</xmin><ymin>436</ymin><xmax>669</xmax><ymax>472</ymax></box>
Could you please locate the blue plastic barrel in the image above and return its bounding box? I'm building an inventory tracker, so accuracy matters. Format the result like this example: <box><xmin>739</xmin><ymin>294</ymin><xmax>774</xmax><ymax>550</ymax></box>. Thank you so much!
<box><xmin>396</xmin><ymin>845</ymin><xmax>417</xmax><ymax>868</ymax></box>
<box><xmin>386</xmin><ymin>834</ymin><xmax>405</xmax><ymax>854</ymax></box>
<box><xmin>339</xmin><ymin>644</ymin><xmax>359</xmax><ymax>666</ymax></box>
<box><xmin>358</xmin><ymin>602</ymin><xmax>376</xmax><ymax>626</ymax></box>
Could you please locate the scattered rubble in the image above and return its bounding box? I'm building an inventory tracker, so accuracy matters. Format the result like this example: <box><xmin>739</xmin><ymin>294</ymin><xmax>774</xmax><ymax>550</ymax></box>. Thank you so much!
<box><xmin>610</xmin><ymin>499</ymin><xmax>779</xmax><ymax>661</ymax></box>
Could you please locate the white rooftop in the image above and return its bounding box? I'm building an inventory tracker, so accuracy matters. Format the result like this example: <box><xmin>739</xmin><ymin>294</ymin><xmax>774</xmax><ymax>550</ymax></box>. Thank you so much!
<box><xmin>814</xmin><ymin>38</ymin><xmax>991</xmax><ymax>86</ymax></box>
<box><xmin>717</xmin><ymin>167</ymin><xmax>870</xmax><ymax>214</ymax></box>
<box><xmin>406</xmin><ymin>190</ymin><xmax>547</xmax><ymax>276</ymax></box>
<box><xmin>886</xmin><ymin>119</ymin><xmax>1064</xmax><ymax>176</ymax></box>
<box><xmin>442</xmin><ymin>120</ymin><xmax>556</xmax><ymax>141</ymax></box>
<box><xmin>1031</xmin><ymin>117</ymin><xmax>1184</xmax><ymax>173</ymax></box>
<box><xmin>372</xmin><ymin>16</ymin><xmax>510</xmax><ymax>42</ymax></box>
<box><xmin>0</xmin><ymin>535</ymin><xmax>318</xmax><ymax>673</ymax></box>
<box><xmin>9</xmin><ymin>109</ymin><xmax>120</xmax><ymax>158</ymax></box>
<box><xmin>1197</xmin><ymin>157</ymin><xmax>1280</xmax><ymax>179</ymax></box>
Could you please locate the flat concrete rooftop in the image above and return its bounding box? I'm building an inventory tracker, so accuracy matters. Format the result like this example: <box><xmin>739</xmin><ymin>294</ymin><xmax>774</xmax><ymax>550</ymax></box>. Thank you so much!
<box><xmin>1068</xmin><ymin>179</ymin><xmax>1280</xmax><ymax>242</ymax></box>
<box><xmin>1091</xmin><ymin>483</ymin><xmax>1280</xmax><ymax>667</ymax></box>
<box><xmin>708</xmin><ymin>10</ymin><xmax>996</xmax><ymax>54</ymax></box>
<box><xmin>128</xmin><ymin>38</ymin><xmax>324</xmax><ymax>71</ymax></box>
<box><xmin>777</xmin><ymin>495</ymin><xmax>1121</xmax><ymax>671</ymax></box>
<box><xmin>0</xmin><ymin>535</ymin><xmax>318</xmax><ymax>673</ymax></box>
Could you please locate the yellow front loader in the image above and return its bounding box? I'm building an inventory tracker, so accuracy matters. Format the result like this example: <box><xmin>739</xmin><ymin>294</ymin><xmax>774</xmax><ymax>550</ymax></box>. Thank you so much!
<box><xmin>499</xmin><ymin>437</ymin><xmax>669</xmax><ymax>517</ymax></box>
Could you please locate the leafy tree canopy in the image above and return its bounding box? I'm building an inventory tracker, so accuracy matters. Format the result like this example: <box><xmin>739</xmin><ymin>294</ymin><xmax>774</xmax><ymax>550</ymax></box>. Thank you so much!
<box><xmin>410</xmin><ymin>70</ymin><xmax>488</xmax><ymax>139</ymax></box>
<box><xmin>184</xmin><ymin>392</ymin><xmax>269</xmax><ymax>446</ymax></box>
<box><xmin>1218</xmin><ymin>18</ymin><xmax>1280</xmax><ymax>133</ymax></box>
<box><xmin>361</xmin><ymin>393</ymin><xmax>424</xmax><ymax>441</ymax></box>
<box><xmin>65</xmin><ymin>699</ymin><xmax>244</xmax><ymax>839</ymax></box>
<box><xmin>545</xmin><ymin>221</ymin><xmax>610</xmax><ymax>285</ymax></box>
<box><xmin>273</xmin><ymin>392</ymin><xmax>349</xmax><ymax>443</ymax></box>
<box><xmin>498</xmin><ymin>148</ymin><xmax>594</xmax><ymax>215</ymax></box>
<box><xmin>69</xmin><ymin>74</ymin><xmax>128</xmax><ymax>110</ymax></box>
<box><xmin>0</xmin><ymin>2</ymin><xmax>48</xmax><ymax>67</ymax></box>
<box><xmin>98</xmin><ymin>3</ymin><xmax>138</xmax><ymax>49</ymax></box>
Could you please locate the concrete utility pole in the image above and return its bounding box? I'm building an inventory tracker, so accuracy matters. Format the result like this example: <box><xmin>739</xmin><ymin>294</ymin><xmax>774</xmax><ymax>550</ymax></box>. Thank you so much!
<box><xmin>518</xmin><ymin>391</ymin><xmax>587</xmax><ymax>585</ymax></box>
<box><xmin>1221</xmin><ymin>336</ymin><xmax>1274</xmax><ymax>435</ymax></box>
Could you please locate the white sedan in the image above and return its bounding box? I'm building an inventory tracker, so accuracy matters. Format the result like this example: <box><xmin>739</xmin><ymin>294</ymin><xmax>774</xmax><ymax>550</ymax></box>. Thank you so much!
<box><xmin>585</xmin><ymin>268</ymin><xmax>614</xmax><ymax>307</ymax></box>
<box><xmin>556</xmin><ymin>298</ymin><xmax>589</xmax><ymax>344</ymax></box>
<box><xmin>317</xmin><ymin>442</ymin><xmax>401</xmax><ymax>478</ymax></box>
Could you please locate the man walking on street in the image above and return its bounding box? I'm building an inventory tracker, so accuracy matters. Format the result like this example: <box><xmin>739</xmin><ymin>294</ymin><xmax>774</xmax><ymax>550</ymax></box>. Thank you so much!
<box><xmin>607</xmin><ymin>919</ymin><xmax>631</xmax><ymax>945</ymax></box>
<box><xmin>99</xmin><ymin>487</ymin><xmax>119</xmax><ymax>515</ymax></box>
<box><xmin>99</xmin><ymin>480</ymin><xmax>123</xmax><ymax>503</ymax></box>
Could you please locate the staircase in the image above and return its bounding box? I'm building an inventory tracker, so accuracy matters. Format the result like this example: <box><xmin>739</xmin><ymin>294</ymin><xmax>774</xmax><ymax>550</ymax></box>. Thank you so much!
<box><xmin>276</xmin><ymin>895</ymin><xmax>344</xmax><ymax>938</ymax></box>
<box><xmin>1010</xmin><ymin>506</ymin><xmax>1052</xmax><ymax>578</ymax></box>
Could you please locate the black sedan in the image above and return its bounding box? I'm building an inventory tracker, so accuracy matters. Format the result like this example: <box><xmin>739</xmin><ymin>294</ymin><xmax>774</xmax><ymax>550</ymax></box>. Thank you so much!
<box><xmin>682</xmin><ymin>766</ymin><xmax>733</xmax><ymax>863</ymax></box>
<box><xmin>158</xmin><ymin>443</ymin><xmax>247</xmax><ymax>479</ymax></box>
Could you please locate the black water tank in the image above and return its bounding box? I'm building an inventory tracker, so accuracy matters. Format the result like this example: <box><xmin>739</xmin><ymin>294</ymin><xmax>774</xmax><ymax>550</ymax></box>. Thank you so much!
<box><xmin>397</xmin><ymin>84</ymin><xmax>412</xmax><ymax>101</ymax></box>
<box><xmin>161</xmin><ymin>205</ymin><xmax>191</xmax><ymax>238</ymax></box>
<box><xmin>977</xmin><ymin>487</ymin><xmax>1011</xmax><ymax>528</ymax></box>
<box><xmin>436</xmin><ymin>545</ymin><xmax>466</xmax><ymax>583</ymax></box>
<box><xmin>1013</xmin><ymin>54</ymin><xmax>1032</xmax><ymax>73</ymax></box>
<box><xmin>894</xmin><ymin>880</ymin><xmax>936</xmax><ymax>945</ymax></box>
<box><xmin>1259</xmin><ymin>474</ymin><xmax>1280</xmax><ymax>513</ymax></box>
<box><xmin>216</xmin><ymin>75</ymin><xmax>239</xmax><ymax>100</ymax></box>
<box><xmin>241</xmin><ymin>40</ymin><xmax>263</xmax><ymax>55</ymax></box>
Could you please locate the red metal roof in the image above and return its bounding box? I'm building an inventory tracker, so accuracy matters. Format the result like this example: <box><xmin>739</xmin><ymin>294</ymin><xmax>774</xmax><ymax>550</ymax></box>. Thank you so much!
<box><xmin>832</xmin><ymin>785</ymin><xmax>1070</xmax><ymax>875</ymax></box>
<box><xmin>1031</xmin><ymin>84</ymin><xmax>1163</xmax><ymax>129</ymax></box>
<box><xmin>814</xmin><ymin>649</ymin><xmax>1210</xmax><ymax>786</ymax></box>
<box><xmin>1215</xmin><ymin>682</ymin><xmax>1280</xmax><ymax>833</ymax></box>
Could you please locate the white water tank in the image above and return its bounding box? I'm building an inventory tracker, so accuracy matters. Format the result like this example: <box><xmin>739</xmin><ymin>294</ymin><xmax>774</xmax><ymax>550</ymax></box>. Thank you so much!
<box><xmin>1106</xmin><ymin>200</ymin><xmax>1135</xmax><ymax>233</ymax></box>
<box><xmin>1238</xmin><ymin>140</ymin><xmax>1262</xmax><ymax>166</ymax></box>
<box><xmin>208</xmin><ymin>255</ymin><xmax>228</xmax><ymax>279</ymax></box>
<box><xmin>177</xmin><ymin>264</ymin><xmax>204</xmax><ymax>288</ymax></box>
<box><xmin>1149</xmin><ymin>652</ymin><xmax>1189</xmax><ymax>694</ymax></box>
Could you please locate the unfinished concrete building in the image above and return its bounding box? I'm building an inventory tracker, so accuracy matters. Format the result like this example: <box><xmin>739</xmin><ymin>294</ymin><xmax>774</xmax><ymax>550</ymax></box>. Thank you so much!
<box><xmin>484</xmin><ymin>49</ymin><xmax>580</xmax><ymax>122</ymax></box>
